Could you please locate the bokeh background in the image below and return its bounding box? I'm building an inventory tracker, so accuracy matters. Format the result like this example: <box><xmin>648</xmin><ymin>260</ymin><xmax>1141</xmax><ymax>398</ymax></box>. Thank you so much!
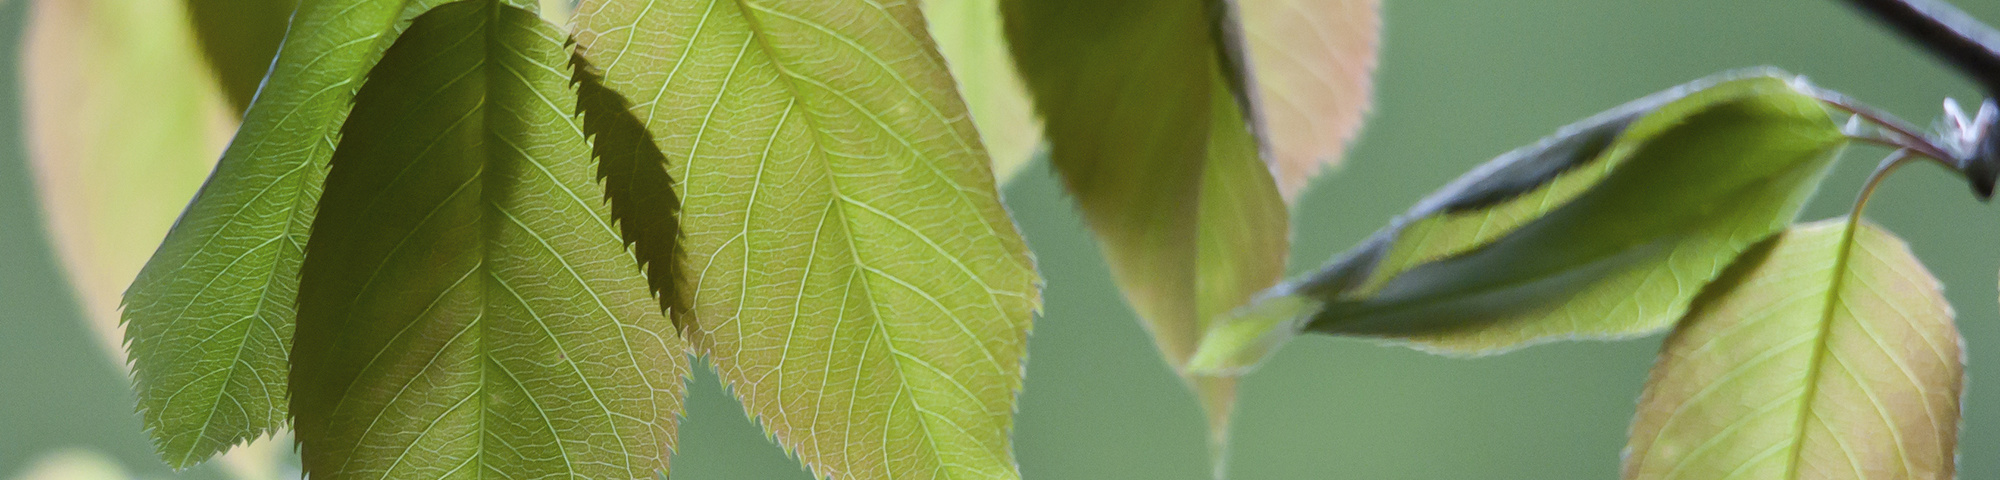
<box><xmin>6</xmin><ymin>1</ymin><xmax>2000</xmax><ymax>478</ymax></box>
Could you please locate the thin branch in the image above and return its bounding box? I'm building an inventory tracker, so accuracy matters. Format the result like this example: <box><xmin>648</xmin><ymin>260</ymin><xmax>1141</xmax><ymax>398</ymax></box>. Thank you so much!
<box><xmin>1842</xmin><ymin>0</ymin><xmax>2000</xmax><ymax>95</ymax></box>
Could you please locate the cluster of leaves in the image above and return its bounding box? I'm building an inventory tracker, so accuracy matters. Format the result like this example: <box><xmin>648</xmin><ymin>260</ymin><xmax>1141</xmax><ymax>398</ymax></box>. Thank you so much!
<box><xmin>30</xmin><ymin>0</ymin><xmax>1981</xmax><ymax>477</ymax></box>
<box><xmin>46</xmin><ymin>0</ymin><xmax>1376</xmax><ymax>477</ymax></box>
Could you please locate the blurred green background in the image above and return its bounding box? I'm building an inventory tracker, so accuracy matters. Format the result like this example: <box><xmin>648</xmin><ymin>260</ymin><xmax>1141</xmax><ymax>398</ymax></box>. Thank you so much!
<box><xmin>6</xmin><ymin>0</ymin><xmax>2000</xmax><ymax>478</ymax></box>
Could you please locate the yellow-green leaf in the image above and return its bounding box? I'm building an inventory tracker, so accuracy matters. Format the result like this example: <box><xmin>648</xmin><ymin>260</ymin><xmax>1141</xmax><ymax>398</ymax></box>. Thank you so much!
<box><xmin>1237</xmin><ymin>0</ymin><xmax>1380</xmax><ymax>199</ymax></box>
<box><xmin>1192</xmin><ymin>72</ymin><xmax>1847</xmax><ymax>373</ymax></box>
<box><xmin>1624</xmin><ymin>219</ymin><xmax>1961</xmax><ymax>480</ymax></box>
<box><xmin>573</xmin><ymin>0</ymin><xmax>1042</xmax><ymax>477</ymax></box>
<box><xmin>287</xmin><ymin>2</ymin><xmax>686</xmax><ymax>478</ymax></box>
<box><xmin>1002</xmin><ymin>0</ymin><xmax>1290</xmax><ymax>470</ymax></box>
<box><xmin>921</xmin><ymin>0</ymin><xmax>1042</xmax><ymax>184</ymax></box>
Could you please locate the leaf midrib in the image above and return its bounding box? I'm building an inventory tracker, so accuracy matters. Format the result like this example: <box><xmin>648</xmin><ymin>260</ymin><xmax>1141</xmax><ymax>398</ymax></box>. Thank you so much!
<box><xmin>723</xmin><ymin>0</ymin><xmax>1011</xmax><ymax>475</ymax></box>
<box><xmin>1780</xmin><ymin>218</ymin><xmax>1860</xmax><ymax>480</ymax></box>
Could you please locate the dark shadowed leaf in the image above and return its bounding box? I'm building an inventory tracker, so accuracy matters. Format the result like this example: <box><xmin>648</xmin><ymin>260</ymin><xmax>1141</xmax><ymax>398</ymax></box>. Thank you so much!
<box><xmin>288</xmin><ymin>2</ymin><xmax>686</xmax><ymax>478</ymax></box>
<box><xmin>121</xmin><ymin>0</ymin><xmax>544</xmax><ymax>468</ymax></box>
<box><xmin>574</xmin><ymin>0</ymin><xmax>1041</xmax><ymax>477</ymax></box>
<box><xmin>119</xmin><ymin>0</ymin><xmax>530</xmax><ymax>467</ymax></box>
<box><xmin>1192</xmin><ymin>72</ymin><xmax>1848</xmax><ymax>373</ymax></box>
<box><xmin>1625</xmin><ymin>219</ymin><xmax>1961</xmax><ymax>480</ymax></box>
<box><xmin>571</xmin><ymin>56</ymin><xmax>685</xmax><ymax>318</ymax></box>
<box><xmin>183</xmin><ymin>0</ymin><xmax>297</xmax><ymax>112</ymax></box>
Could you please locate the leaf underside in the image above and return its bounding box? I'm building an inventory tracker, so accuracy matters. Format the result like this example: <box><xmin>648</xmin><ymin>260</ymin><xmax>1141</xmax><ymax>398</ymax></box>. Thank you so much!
<box><xmin>288</xmin><ymin>2</ymin><xmax>686</xmax><ymax>478</ymax></box>
<box><xmin>1235</xmin><ymin>0</ymin><xmax>1380</xmax><ymax>199</ymax></box>
<box><xmin>1191</xmin><ymin>72</ymin><xmax>1848</xmax><ymax>373</ymax></box>
<box><xmin>120</xmin><ymin>0</ymin><xmax>483</xmax><ymax>467</ymax></box>
<box><xmin>574</xmin><ymin>0</ymin><xmax>1042</xmax><ymax>478</ymax></box>
<box><xmin>1624</xmin><ymin>219</ymin><xmax>1961</xmax><ymax>480</ymax></box>
<box><xmin>1002</xmin><ymin>0</ymin><xmax>1291</xmax><ymax>468</ymax></box>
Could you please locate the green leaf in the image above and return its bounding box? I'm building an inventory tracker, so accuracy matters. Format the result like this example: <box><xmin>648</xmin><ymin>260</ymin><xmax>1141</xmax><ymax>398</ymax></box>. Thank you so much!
<box><xmin>1191</xmin><ymin>72</ymin><xmax>1848</xmax><ymax>373</ymax></box>
<box><xmin>1002</xmin><ymin>0</ymin><xmax>1290</xmax><ymax>468</ymax></box>
<box><xmin>1624</xmin><ymin>219</ymin><xmax>1961</xmax><ymax>479</ymax></box>
<box><xmin>573</xmin><ymin>0</ymin><xmax>1041</xmax><ymax>478</ymax></box>
<box><xmin>1235</xmin><ymin>0</ymin><xmax>1380</xmax><ymax>199</ymax></box>
<box><xmin>183</xmin><ymin>0</ymin><xmax>297</xmax><ymax>112</ymax></box>
<box><xmin>287</xmin><ymin>2</ymin><xmax>686</xmax><ymax>478</ymax></box>
<box><xmin>119</xmin><ymin>0</ymin><xmax>515</xmax><ymax>467</ymax></box>
<box><xmin>919</xmin><ymin>0</ymin><xmax>1042</xmax><ymax>184</ymax></box>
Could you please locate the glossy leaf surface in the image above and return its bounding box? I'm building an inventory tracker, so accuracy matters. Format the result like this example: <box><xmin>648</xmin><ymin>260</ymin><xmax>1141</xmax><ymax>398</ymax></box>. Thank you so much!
<box><xmin>574</xmin><ymin>0</ymin><xmax>1042</xmax><ymax>477</ymax></box>
<box><xmin>1625</xmin><ymin>219</ymin><xmax>1961</xmax><ymax>480</ymax></box>
<box><xmin>288</xmin><ymin>2</ymin><xmax>686</xmax><ymax>478</ymax></box>
<box><xmin>118</xmin><ymin>0</ymin><xmax>503</xmax><ymax>466</ymax></box>
<box><xmin>1192</xmin><ymin>73</ymin><xmax>1847</xmax><ymax>373</ymax></box>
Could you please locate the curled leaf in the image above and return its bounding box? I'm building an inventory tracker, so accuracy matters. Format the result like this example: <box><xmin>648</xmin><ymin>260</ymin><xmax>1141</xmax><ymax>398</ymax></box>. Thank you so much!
<box><xmin>1192</xmin><ymin>72</ymin><xmax>1848</xmax><ymax>373</ymax></box>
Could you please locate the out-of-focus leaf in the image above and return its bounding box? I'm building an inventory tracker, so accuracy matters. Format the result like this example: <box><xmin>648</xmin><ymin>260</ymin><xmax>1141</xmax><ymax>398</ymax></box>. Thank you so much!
<box><xmin>921</xmin><ymin>0</ymin><xmax>1042</xmax><ymax>183</ymax></box>
<box><xmin>537</xmin><ymin>0</ymin><xmax>569</xmax><ymax>23</ymax></box>
<box><xmin>10</xmin><ymin>450</ymin><xmax>132</xmax><ymax>480</ymax></box>
<box><xmin>287</xmin><ymin>2</ymin><xmax>685</xmax><ymax>478</ymax></box>
<box><xmin>27</xmin><ymin>0</ymin><xmax>306</xmax><ymax>476</ymax></box>
<box><xmin>574</xmin><ymin>0</ymin><xmax>1041</xmax><ymax>478</ymax></box>
<box><xmin>1003</xmin><ymin>0</ymin><xmax>1289</xmax><ymax>470</ymax></box>
<box><xmin>1191</xmin><ymin>72</ymin><xmax>1848</xmax><ymax>373</ymax></box>
<box><xmin>24</xmin><ymin>0</ymin><xmax>231</xmax><ymax>375</ymax></box>
<box><xmin>1624</xmin><ymin>219</ymin><xmax>1961</xmax><ymax>480</ymax></box>
<box><xmin>1236</xmin><ymin>0</ymin><xmax>1380</xmax><ymax>199</ymax></box>
<box><xmin>183</xmin><ymin>0</ymin><xmax>297</xmax><ymax>112</ymax></box>
<box><xmin>118</xmin><ymin>0</ymin><xmax>523</xmax><ymax>467</ymax></box>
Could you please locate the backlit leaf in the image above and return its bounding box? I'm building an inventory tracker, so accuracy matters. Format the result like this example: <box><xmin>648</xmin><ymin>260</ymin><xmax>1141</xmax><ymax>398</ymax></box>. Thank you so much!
<box><xmin>287</xmin><ymin>2</ymin><xmax>686</xmax><ymax>478</ymax></box>
<box><xmin>1236</xmin><ymin>0</ymin><xmax>1380</xmax><ymax>199</ymax></box>
<box><xmin>1191</xmin><ymin>72</ymin><xmax>1848</xmax><ymax>373</ymax></box>
<box><xmin>573</xmin><ymin>0</ymin><xmax>1042</xmax><ymax>478</ymax></box>
<box><xmin>921</xmin><ymin>0</ymin><xmax>1042</xmax><ymax>184</ymax></box>
<box><xmin>1624</xmin><ymin>219</ymin><xmax>1961</xmax><ymax>480</ymax></box>
<box><xmin>1003</xmin><ymin>0</ymin><xmax>1290</xmax><ymax>469</ymax></box>
<box><xmin>119</xmin><ymin>0</ymin><xmax>520</xmax><ymax>467</ymax></box>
